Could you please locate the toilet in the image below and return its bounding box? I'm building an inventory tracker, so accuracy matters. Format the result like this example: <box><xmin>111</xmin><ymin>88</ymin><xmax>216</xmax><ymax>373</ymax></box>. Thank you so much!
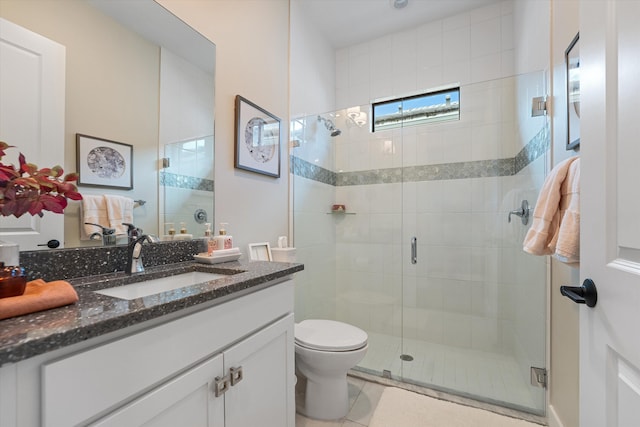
<box><xmin>294</xmin><ymin>319</ymin><xmax>368</xmax><ymax>420</ymax></box>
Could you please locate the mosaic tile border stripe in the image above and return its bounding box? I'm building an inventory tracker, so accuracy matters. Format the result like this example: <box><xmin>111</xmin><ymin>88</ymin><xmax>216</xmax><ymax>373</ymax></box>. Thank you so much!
<box><xmin>290</xmin><ymin>155</ymin><xmax>336</xmax><ymax>186</ymax></box>
<box><xmin>160</xmin><ymin>172</ymin><xmax>215</xmax><ymax>192</ymax></box>
<box><xmin>292</xmin><ymin>125</ymin><xmax>549</xmax><ymax>186</ymax></box>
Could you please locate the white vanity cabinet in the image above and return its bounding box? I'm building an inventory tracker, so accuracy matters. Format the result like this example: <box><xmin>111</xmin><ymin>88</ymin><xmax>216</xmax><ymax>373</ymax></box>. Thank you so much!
<box><xmin>0</xmin><ymin>279</ymin><xmax>295</xmax><ymax>427</ymax></box>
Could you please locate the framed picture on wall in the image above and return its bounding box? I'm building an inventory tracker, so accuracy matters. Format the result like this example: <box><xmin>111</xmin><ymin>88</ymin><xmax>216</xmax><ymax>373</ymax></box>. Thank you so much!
<box><xmin>247</xmin><ymin>242</ymin><xmax>272</xmax><ymax>261</ymax></box>
<box><xmin>234</xmin><ymin>95</ymin><xmax>281</xmax><ymax>178</ymax></box>
<box><xmin>566</xmin><ymin>32</ymin><xmax>580</xmax><ymax>150</ymax></box>
<box><xmin>76</xmin><ymin>134</ymin><xmax>133</xmax><ymax>189</ymax></box>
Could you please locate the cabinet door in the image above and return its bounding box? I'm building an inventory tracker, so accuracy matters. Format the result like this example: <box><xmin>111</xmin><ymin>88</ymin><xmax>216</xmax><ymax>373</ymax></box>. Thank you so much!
<box><xmin>224</xmin><ymin>313</ymin><xmax>295</xmax><ymax>427</ymax></box>
<box><xmin>91</xmin><ymin>353</ymin><xmax>224</xmax><ymax>427</ymax></box>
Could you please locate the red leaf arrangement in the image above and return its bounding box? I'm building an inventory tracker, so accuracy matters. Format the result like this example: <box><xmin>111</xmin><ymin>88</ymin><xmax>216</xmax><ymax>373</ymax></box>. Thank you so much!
<box><xmin>0</xmin><ymin>141</ymin><xmax>83</xmax><ymax>218</ymax></box>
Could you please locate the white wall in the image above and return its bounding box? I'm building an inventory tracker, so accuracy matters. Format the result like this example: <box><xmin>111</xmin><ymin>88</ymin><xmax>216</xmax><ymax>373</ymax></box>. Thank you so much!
<box><xmin>549</xmin><ymin>1</ymin><xmax>580</xmax><ymax>426</ymax></box>
<box><xmin>158</xmin><ymin>0</ymin><xmax>290</xmax><ymax>255</ymax></box>
<box><xmin>290</xmin><ymin>1</ymin><xmax>339</xmax><ymax>321</ymax></box>
<box><xmin>290</xmin><ymin>1</ymin><xmax>336</xmax><ymax>118</ymax></box>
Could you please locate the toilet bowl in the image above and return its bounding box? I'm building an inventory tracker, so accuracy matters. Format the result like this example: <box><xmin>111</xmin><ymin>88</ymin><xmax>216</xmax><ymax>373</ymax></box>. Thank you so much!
<box><xmin>294</xmin><ymin>319</ymin><xmax>368</xmax><ymax>420</ymax></box>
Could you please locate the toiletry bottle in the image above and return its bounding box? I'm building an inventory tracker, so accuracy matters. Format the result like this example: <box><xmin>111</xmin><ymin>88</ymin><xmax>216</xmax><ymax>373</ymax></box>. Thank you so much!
<box><xmin>164</xmin><ymin>223</ymin><xmax>175</xmax><ymax>241</ymax></box>
<box><xmin>205</xmin><ymin>223</ymin><xmax>217</xmax><ymax>255</ymax></box>
<box><xmin>215</xmin><ymin>222</ymin><xmax>233</xmax><ymax>250</ymax></box>
<box><xmin>180</xmin><ymin>222</ymin><xmax>187</xmax><ymax>234</ymax></box>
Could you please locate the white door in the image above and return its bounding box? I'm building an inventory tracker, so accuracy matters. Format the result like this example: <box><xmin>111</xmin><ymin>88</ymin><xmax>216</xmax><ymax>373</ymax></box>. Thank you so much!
<box><xmin>580</xmin><ymin>1</ymin><xmax>640</xmax><ymax>426</ymax></box>
<box><xmin>0</xmin><ymin>18</ymin><xmax>65</xmax><ymax>250</ymax></box>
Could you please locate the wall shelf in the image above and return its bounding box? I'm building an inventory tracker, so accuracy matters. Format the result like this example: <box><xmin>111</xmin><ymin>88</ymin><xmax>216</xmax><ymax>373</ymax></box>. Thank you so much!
<box><xmin>326</xmin><ymin>211</ymin><xmax>356</xmax><ymax>215</ymax></box>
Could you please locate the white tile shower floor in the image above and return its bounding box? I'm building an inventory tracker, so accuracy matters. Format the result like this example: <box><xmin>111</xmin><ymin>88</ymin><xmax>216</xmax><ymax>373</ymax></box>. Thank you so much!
<box><xmin>357</xmin><ymin>332</ymin><xmax>540</xmax><ymax>411</ymax></box>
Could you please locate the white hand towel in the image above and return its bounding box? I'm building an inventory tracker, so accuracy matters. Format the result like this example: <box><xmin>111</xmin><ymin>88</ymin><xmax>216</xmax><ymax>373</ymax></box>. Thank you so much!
<box><xmin>104</xmin><ymin>195</ymin><xmax>134</xmax><ymax>236</ymax></box>
<box><xmin>523</xmin><ymin>156</ymin><xmax>580</xmax><ymax>265</ymax></box>
<box><xmin>81</xmin><ymin>195</ymin><xmax>109</xmax><ymax>239</ymax></box>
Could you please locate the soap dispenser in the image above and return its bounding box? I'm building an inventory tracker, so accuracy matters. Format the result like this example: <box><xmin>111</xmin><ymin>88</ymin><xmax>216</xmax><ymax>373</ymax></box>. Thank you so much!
<box><xmin>215</xmin><ymin>222</ymin><xmax>233</xmax><ymax>250</ymax></box>
<box><xmin>205</xmin><ymin>223</ymin><xmax>217</xmax><ymax>255</ymax></box>
<box><xmin>174</xmin><ymin>222</ymin><xmax>193</xmax><ymax>241</ymax></box>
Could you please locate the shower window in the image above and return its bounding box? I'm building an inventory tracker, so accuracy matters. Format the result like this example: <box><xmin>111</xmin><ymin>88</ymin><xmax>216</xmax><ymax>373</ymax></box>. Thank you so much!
<box><xmin>372</xmin><ymin>87</ymin><xmax>460</xmax><ymax>132</ymax></box>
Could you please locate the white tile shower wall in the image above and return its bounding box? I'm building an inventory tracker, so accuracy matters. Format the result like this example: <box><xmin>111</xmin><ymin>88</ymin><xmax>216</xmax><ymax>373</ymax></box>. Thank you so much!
<box><xmin>292</xmin><ymin>175</ymin><xmax>337</xmax><ymax>322</ymax></box>
<box><xmin>335</xmin><ymin>0</ymin><xmax>515</xmax><ymax>110</ymax></box>
<box><xmin>329</xmin><ymin>1</ymin><xmax>552</xmax><ymax>360</ymax></box>
<box><xmin>162</xmin><ymin>187</ymin><xmax>213</xmax><ymax>237</ymax></box>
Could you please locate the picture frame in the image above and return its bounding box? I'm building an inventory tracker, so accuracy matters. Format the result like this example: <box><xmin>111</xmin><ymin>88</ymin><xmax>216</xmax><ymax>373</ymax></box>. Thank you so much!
<box><xmin>234</xmin><ymin>95</ymin><xmax>281</xmax><ymax>178</ymax></box>
<box><xmin>565</xmin><ymin>32</ymin><xmax>580</xmax><ymax>150</ymax></box>
<box><xmin>247</xmin><ymin>242</ymin><xmax>273</xmax><ymax>261</ymax></box>
<box><xmin>76</xmin><ymin>134</ymin><xmax>133</xmax><ymax>189</ymax></box>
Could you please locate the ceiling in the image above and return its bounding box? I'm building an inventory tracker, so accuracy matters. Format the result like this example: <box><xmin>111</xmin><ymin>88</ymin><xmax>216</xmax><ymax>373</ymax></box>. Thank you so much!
<box><xmin>295</xmin><ymin>0</ymin><xmax>503</xmax><ymax>48</ymax></box>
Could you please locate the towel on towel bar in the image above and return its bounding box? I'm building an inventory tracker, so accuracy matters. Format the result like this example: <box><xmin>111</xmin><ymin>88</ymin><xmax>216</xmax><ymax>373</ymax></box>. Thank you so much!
<box><xmin>81</xmin><ymin>195</ymin><xmax>109</xmax><ymax>238</ymax></box>
<box><xmin>523</xmin><ymin>156</ymin><xmax>580</xmax><ymax>265</ymax></box>
<box><xmin>105</xmin><ymin>195</ymin><xmax>134</xmax><ymax>235</ymax></box>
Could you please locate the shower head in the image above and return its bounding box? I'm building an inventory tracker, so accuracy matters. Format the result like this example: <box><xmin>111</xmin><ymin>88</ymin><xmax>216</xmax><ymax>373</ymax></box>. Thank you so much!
<box><xmin>317</xmin><ymin>115</ymin><xmax>342</xmax><ymax>137</ymax></box>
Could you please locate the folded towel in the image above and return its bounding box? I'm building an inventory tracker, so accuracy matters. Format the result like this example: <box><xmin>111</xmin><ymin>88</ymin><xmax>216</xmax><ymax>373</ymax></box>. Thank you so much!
<box><xmin>105</xmin><ymin>195</ymin><xmax>134</xmax><ymax>236</ymax></box>
<box><xmin>0</xmin><ymin>279</ymin><xmax>79</xmax><ymax>320</ymax></box>
<box><xmin>81</xmin><ymin>195</ymin><xmax>109</xmax><ymax>239</ymax></box>
<box><xmin>523</xmin><ymin>156</ymin><xmax>580</xmax><ymax>264</ymax></box>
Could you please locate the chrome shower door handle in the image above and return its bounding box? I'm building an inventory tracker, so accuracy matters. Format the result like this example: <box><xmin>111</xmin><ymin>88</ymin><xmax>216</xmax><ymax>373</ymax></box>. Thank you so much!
<box><xmin>411</xmin><ymin>237</ymin><xmax>417</xmax><ymax>264</ymax></box>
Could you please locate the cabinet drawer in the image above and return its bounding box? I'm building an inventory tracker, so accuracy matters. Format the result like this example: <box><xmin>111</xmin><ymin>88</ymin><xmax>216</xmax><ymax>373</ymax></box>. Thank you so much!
<box><xmin>42</xmin><ymin>280</ymin><xmax>293</xmax><ymax>426</ymax></box>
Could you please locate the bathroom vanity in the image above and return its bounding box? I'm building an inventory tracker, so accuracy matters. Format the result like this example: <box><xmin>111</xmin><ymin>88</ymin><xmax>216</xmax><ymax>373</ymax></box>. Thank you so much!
<box><xmin>0</xmin><ymin>258</ymin><xmax>302</xmax><ymax>427</ymax></box>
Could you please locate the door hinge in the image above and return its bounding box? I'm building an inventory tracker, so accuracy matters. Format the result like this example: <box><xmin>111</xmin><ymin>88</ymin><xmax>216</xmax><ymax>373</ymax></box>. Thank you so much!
<box><xmin>531</xmin><ymin>96</ymin><xmax>548</xmax><ymax>117</ymax></box>
<box><xmin>530</xmin><ymin>366</ymin><xmax>547</xmax><ymax>388</ymax></box>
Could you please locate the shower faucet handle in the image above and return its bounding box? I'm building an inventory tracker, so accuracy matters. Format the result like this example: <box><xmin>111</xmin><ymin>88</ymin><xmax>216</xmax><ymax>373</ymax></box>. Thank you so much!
<box><xmin>508</xmin><ymin>200</ymin><xmax>530</xmax><ymax>225</ymax></box>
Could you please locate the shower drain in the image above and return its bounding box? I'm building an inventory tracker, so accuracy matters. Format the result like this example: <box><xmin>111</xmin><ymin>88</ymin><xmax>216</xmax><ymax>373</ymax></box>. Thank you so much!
<box><xmin>400</xmin><ymin>354</ymin><xmax>414</xmax><ymax>361</ymax></box>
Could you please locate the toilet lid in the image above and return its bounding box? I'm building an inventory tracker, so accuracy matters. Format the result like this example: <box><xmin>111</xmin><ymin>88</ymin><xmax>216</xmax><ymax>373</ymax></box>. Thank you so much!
<box><xmin>295</xmin><ymin>319</ymin><xmax>368</xmax><ymax>351</ymax></box>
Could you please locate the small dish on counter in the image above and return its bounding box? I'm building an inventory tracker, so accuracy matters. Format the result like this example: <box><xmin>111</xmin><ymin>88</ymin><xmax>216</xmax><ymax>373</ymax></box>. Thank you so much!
<box><xmin>194</xmin><ymin>247</ymin><xmax>242</xmax><ymax>264</ymax></box>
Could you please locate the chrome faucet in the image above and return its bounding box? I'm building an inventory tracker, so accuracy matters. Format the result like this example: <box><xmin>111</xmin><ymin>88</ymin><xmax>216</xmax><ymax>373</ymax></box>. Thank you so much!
<box><xmin>123</xmin><ymin>222</ymin><xmax>143</xmax><ymax>244</ymax></box>
<box><xmin>126</xmin><ymin>234</ymin><xmax>153</xmax><ymax>274</ymax></box>
<box><xmin>85</xmin><ymin>223</ymin><xmax>117</xmax><ymax>246</ymax></box>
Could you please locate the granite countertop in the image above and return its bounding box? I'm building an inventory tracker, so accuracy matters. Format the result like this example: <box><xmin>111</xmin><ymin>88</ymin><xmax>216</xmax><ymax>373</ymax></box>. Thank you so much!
<box><xmin>0</xmin><ymin>259</ymin><xmax>303</xmax><ymax>366</ymax></box>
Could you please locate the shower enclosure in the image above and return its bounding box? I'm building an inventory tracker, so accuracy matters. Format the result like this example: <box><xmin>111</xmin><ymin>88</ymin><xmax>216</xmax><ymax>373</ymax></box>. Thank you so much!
<box><xmin>291</xmin><ymin>72</ymin><xmax>548</xmax><ymax>415</ymax></box>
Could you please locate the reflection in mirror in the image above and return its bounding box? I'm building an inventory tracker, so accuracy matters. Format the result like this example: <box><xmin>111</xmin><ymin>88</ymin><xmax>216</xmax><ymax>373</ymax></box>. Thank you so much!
<box><xmin>0</xmin><ymin>0</ymin><xmax>215</xmax><ymax>249</ymax></box>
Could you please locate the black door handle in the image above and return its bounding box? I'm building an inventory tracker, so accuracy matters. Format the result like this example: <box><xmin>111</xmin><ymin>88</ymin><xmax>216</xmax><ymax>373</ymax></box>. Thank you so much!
<box><xmin>37</xmin><ymin>239</ymin><xmax>60</xmax><ymax>249</ymax></box>
<box><xmin>560</xmin><ymin>279</ymin><xmax>597</xmax><ymax>307</ymax></box>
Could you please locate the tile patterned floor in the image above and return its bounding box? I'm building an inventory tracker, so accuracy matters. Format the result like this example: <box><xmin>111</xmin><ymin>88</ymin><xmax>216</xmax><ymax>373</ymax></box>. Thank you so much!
<box><xmin>295</xmin><ymin>376</ymin><xmax>544</xmax><ymax>427</ymax></box>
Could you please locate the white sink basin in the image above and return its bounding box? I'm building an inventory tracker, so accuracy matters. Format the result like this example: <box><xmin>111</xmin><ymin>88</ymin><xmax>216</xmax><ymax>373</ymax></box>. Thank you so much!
<box><xmin>95</xmin><ymin>271</ymin><xmax>228</xmax><ymax>300</ymax></box>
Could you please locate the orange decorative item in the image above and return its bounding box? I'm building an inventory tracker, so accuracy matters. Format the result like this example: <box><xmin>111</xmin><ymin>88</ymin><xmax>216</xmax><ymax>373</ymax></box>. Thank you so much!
<box><xmin>0</xmin><ymin>279</ymin><xmax>78</xmax><ymax>319</ymax></box>
<box><xmin>0</xmin><ymin>263</ymin><xmax>27</xmax><ymax>299</ymax></box>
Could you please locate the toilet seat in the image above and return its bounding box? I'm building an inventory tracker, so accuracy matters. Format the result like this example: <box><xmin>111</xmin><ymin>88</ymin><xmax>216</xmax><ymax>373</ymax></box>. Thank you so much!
<box><xmin>295</xmin><ymin>319</ymin><xmax>368</xmax><ymax>352</ymax></box>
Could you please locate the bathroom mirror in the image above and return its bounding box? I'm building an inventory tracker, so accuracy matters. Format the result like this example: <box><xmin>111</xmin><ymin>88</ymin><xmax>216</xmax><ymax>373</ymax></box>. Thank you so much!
<box><xmin>0</xmin><ymin>0</ymin><xmax>215</xmax><ymax>248</ymax></box>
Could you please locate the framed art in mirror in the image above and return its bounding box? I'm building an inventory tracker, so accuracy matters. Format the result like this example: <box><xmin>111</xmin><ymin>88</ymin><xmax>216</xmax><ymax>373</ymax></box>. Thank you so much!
<box><xmin>76</xmin><ymin>134</ymin><xmax>133</xmax><ymax>189</ymax></box>
<box><xmin>234</xmin><ymin>95</ymin><xmax>281</xmax><ymax>178</ymax></box>
<box><xmin>566</xmin><ymin>32</ymin><xmax>580</xmax><ymax>150</ymax></box>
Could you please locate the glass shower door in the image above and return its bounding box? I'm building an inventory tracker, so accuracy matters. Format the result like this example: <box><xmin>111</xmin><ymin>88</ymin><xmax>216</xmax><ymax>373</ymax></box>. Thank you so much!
<box><xmin>398</xmin><ymin>73</ymin><xmax>548</xmax><ymax>415</ymax></box>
